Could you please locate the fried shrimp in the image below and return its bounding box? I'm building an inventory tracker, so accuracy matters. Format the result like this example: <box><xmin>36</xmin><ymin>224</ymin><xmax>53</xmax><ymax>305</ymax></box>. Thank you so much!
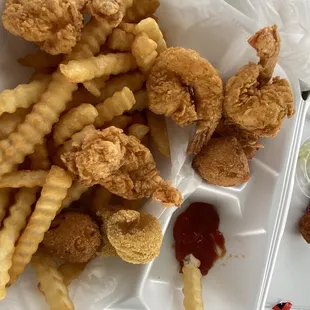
<box><xmin>146</xmin><ymin>47</ymin><xmax>224</xmax><ymax>154</ymax></box>
<box><xmin>223</xmin><ymin>25</ymin><xmax>295</xmax><ymax>137</ymax></box>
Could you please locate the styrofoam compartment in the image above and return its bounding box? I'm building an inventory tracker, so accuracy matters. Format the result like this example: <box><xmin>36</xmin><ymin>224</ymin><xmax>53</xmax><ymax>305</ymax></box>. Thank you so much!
<box><xmin>0</xmin><ymin>0</ymin><xmax>308</xmax><ymax>310</ymax></box>
<box><xmin>264</xmin><ymin>104</ymin><xmax>310</xmax><ymax>310</ymax></box>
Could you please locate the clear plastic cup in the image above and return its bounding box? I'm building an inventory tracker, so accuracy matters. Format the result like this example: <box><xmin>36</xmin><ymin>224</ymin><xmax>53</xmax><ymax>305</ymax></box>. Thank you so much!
<box><xmin>296</xmin><ymin>137</ymin><xmax>310</xmax><ymax>197</ymax></box>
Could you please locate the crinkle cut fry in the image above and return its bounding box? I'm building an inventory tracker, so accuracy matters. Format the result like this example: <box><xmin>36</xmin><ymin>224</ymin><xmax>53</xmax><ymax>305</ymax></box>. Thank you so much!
<box><xmin>95</xmin><ymin>87</ymin><xmax>136</xmax><ymax>127</ymax></box>
<box><xmin>0</xmin><ymin>187</ymin><xmax>38</xmax><ymax>300</ymax></box>
<box><xmin>53</xmin><ymin>103</ymin><xmax>98</xmax><ymax>146</ymax></box>
<box><xmin>60</xmin><ymin>53</ymin><xmax>137</xmax><ymax>83</ymax></box>
<box><xmin>0</xmin><ymin>188</ymin><xmax>12</xmax><ymax>225</ymax></box>
<box><xmin>0</xmin><ymin>16</ymin><xmax>121</xmax><ymax>177</ymax></box>
<box><xmin>182</xmin><ymin>254</ymin><xmax>204</xmax><ymax>310</ymax></box>
<box><xmin>0</xmin><ymin>170</ymin><xmax>48</xmax><ymax>188</ymax></box>
<box><xmin>31</xmin><ymin>251</ymin><xmax>74</xmax><ymax>310</ymax></box>
<box><xmin>9</xmin><ymin>166</ymin><xmax>72</xmax><ymax>284</ymax></box>
<box><xmin>0</xmin><ymin>76</ymin><xmax>50</xmax><ymax>116</ymax></box>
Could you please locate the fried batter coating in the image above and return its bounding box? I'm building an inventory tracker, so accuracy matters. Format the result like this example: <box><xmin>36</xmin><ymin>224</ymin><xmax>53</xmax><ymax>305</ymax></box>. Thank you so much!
<box><xmin>147</xmin><ymin>47</ymin><xmax>224</xmax><ymax>154</ymax></box>
<box><xmin>2</xmin><ymin>0</ymin><xmax>127</xmax><ymax>55</ymax></box>
<box><xmin>193</xmin><ymin>137</ymin><xmax>250</xmax><ymax>187</ymax></box>
<box><xmin>248</xmin><ymin>24</ymin><xmax>280</xmax><ymax>84</ymax></box>
<box><xmin>215</xmin><ymin>118</ymin><xmax>263</xmax><ymax>159</ymax></box>
<box><xmin>223</xmin><ymin>26</ymin><xmax>294</xmax><ymax>137</ymax></box>
<box><xmin>300</xmin><ymin>212</ymin><xmax>310</xmax><ymax>243</ymax></box>
<box><xmin>87</xmin><ymin>0</ymin><xmax>125</xmax><ymax>26</ymax></box>
<box><xmin>42</xmin><ymin>212</ymin><xmax>101</xmax><ymax>263</ymax></box>
<box><xmin>62</xmin><ymin>126</ymin><xmax>182</xmax><ymax>206</ymax></box>
<box><xmin>2</xmin><ymin>0</ymin><xmax>83</xmax><ymax>55</ymax></box>
<box><xmin>103</xmin><ymin>208</ymin><xmax>162</xmax><ymax>264</ymax></box>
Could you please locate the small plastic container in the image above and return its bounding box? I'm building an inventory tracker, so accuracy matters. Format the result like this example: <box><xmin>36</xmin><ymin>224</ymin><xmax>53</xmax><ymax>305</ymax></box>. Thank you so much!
<box><xmin>296</xmin><ymin>138</ymin><xmax>310</xmax><ymax>197</ymax></box>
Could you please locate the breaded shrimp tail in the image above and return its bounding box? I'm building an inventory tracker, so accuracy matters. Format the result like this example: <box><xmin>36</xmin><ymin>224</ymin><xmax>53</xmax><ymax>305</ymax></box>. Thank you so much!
<box><xmin>248</xmin><ymin>24</ymin><xmax>280</xmax><ymax>84</ymax></box>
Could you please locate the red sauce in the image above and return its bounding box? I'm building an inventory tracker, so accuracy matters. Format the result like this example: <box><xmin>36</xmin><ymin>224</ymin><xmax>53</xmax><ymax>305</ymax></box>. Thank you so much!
<box><xmin>173</xmin><ymin>202</ymin><xmax>226</xmax><ymax>276</ymax></box>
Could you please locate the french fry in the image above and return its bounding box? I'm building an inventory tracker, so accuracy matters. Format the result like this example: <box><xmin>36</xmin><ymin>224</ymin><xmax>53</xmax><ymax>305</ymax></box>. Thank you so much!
<box><xmin>66</xmin><ymin>88</ymin><xmax>98</xmax><ymax>111</ymax></box>
<box><xmin>0</xmin><ymin>16</ymin><xmax>121</xmax><ymax>177</ymax></box>
<box><xmin>131</xmin><ymin>111</ymin><xmax>147</xmax><ymax>125</ymax></box>
<box><xmin>0</xmin><ymin>108</ymin><xmax>30</xmax><ymax>140</ymax></box>
<box><xmin>29</xmin><ymin>140</ymin><xmax>51</xmax><ymax>170</ymax></box>
<box><xmin>95</xmin><ymin>87</ymin><xmax>136</xmax><ymax>127</ymax></box>
<box><xmin>9</xmin><ymin>166</ymin><xmax>72</xmax><ymax>284</ymax></box>
<box><xmin>132</xmin><ymin>33</ymin><xmax>158</xmax><ymax>73</ymax></box>
<box><xmin>0</xmin><ymin>188</ymin><xmax>38</xmax><ymax>300</ymax></box>
<box><xmin>0</xmin><ymin>70</ymin><xmax>77</xmax><ymax>176</ymax></box>
<box><xmin>59</xmin><ymin>181</ymin><xmax>89</xmax><ymax>212</ymax></box>
<box><xmin>146</xmin><ymin>110</ymin><xmax>170</xmax><ymax>157</ymax></box>
<box><xmin>107</xmin><ymin>28</ymin><xmax>135</xmax><ymax>52</ymax></box>
<box><xmin>53</xmin><ymin>104</ymin><xmax>98</xmax><ymax>146</ymax></box>
<box><xmin>134</xmin><ymin>18</ymin><xmax>167</xmax><ymax>53</ymax></box>
<box><xmin>182</xmin><ymin>255</ymin><xmax>204</xmax><ymax>310</ymax></box>
<box><xmin>58</xmin><ymin>262</ymin><xmax>87</xmax><ymax>286</ymax></box>
<box><xmin>91</xmin><ymin>186</ymin><xmax>112</xmax><ymax>215</ymax></box>
<box><xmin>128</xmin><ymin>124</ymin><xmax>149</xmax><ymax>140</ymax></box>
<box><xmin>0</xmin><ymin>76</ymin><xmax>50</xmax><ymax>115</ymax></box>
<box><xmin>124</xmin><ymin>0</ymin><xmax>160</xmax><ymax>23</ymax></box>
<box><xmin>96</xmin><ymin>71</ymin><xmax>145</xmax><ymax>103</ymax></box>
<box><xmin>60</xmin><ymin>53</ymin><xmax>137</xmax><ymax>83</ymax></box>
<box><xmin>118</xmin><ymin>22</ymin><xmax>137</xmax><ymax>33</ymax></box>
<box><xmin>0</xmin><ymin>188</ymin><xmax>12</xmax><ymax>225</ymax></box>
<box><xmin>31</xmin><ymin>251</ymin><xmax>74</xmax><ymax>310</ymax></box>
<box><xmin>103</xmin><ymin>115</ymin><xmax>133</xmax><ymax>130</ymax></box>
<box><xmin>129</xmin><ymin>90</ymin><xmax>148</xmax><ymax>112</ymax></box>
<box><xmin>83</xmin><ymin>75</ymin><xmax>109</xmax><ymax>97</ymax></box>
<box><xmin>0</xmin><ymin>170</ymin><xmax>48</xmax><ymax>188</ymax></box>
<box><xmin>18</xmin><ymin>51</ymin><xmax>63</xmax><ymax>68</ymax></box>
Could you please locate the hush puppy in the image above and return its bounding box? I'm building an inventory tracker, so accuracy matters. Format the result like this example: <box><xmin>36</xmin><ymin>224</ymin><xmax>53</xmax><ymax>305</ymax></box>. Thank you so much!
<box><xmin>193</xmin><ymin>136</ymin><xmax>250</xmax><ymax>187</ymax></box>
<box><xmin>42</xmin><ymin>212</ymin><xmax>101</xmax><ymax>263</ymax></box>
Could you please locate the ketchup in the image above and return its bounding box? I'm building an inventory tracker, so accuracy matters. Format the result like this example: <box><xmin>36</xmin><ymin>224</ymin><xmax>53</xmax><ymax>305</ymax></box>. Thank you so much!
<box><xmin>173</xmin><ymin>202</ymin><xmax>226</xmax><ymax>275</ymax></box>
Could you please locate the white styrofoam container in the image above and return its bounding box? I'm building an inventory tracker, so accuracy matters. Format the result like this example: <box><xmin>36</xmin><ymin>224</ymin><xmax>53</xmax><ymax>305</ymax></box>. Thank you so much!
<box><xmin>0</xmin><ymin>0</ymin><xmax>308</xmax><ymax>310</ymax></box>
<box><xmin>264</xmin><ymin>103</ymin><xmax>310</xmax><ymax>310</ymax></box>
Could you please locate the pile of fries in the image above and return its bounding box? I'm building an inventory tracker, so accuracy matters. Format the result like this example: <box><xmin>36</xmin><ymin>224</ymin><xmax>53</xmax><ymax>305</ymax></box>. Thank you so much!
<box><xmin>0</xmin><ymin>0</ymin><xmax>175</xmax><ymax>309</ymax></box>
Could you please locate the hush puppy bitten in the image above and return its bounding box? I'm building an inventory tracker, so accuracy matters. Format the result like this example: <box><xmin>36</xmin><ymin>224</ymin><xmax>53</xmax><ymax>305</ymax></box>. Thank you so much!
<box><xmin>61</xmin><ymin>126</ymin><xmax>182</xmax><ymax>206</ymax></box>
<box><xmin>102</xmin><ymin>208</ymin><xmax>163</xmax><ymax>264</ymax></box>
<box><xmin>42</xmin><ymin>212</ymin><xmax>101</xmax><ymax>263</ymax></box>
<box><xmin>193</xmin><ymin>137</ymin><xmax>250</xmax><ymax>187</ymax></box>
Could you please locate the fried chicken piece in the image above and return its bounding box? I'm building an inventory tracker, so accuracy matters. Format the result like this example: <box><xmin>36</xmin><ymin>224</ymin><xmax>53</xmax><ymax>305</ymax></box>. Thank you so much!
<box><xmin>223</xmin><ymin>25</ymin><xmax>294</xmax><ymax>137</ymax></box>
<box><xmin>42</xmin><ymin>212</ymin><xmax>101</xmax><ymax>263</ymax></box>
<box><xmin>2</xmin><ymin>0</ymin><xmax>83</xmax><ymax>55</ymax></box>
<box><xmin>147</xmin><ymin>47</ymin><xmax>224</xmax><ymax>154</ymax></box>
<box><xmin>215</xmin><ymin>118</ymin><xmax>263</xmax><ymax>159</ymax></box>
<box><xmin>193</xmin><ymin>137</ymin><xmax>250</xmax><ymax>187</ymax></box>
<box><xmin>62</xmin><ymin>126</ymin><xmax>182</xmax><ymax>206</ymax></box>
<box><xmin>102</xmin><ymin>208</ymin><xmax>162</xmax><ymax>264</ymax></box>
<box><xmin>2</xmin><ymin>0</ymin><xmax>128</xmax><ymax>55</ymax></box>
